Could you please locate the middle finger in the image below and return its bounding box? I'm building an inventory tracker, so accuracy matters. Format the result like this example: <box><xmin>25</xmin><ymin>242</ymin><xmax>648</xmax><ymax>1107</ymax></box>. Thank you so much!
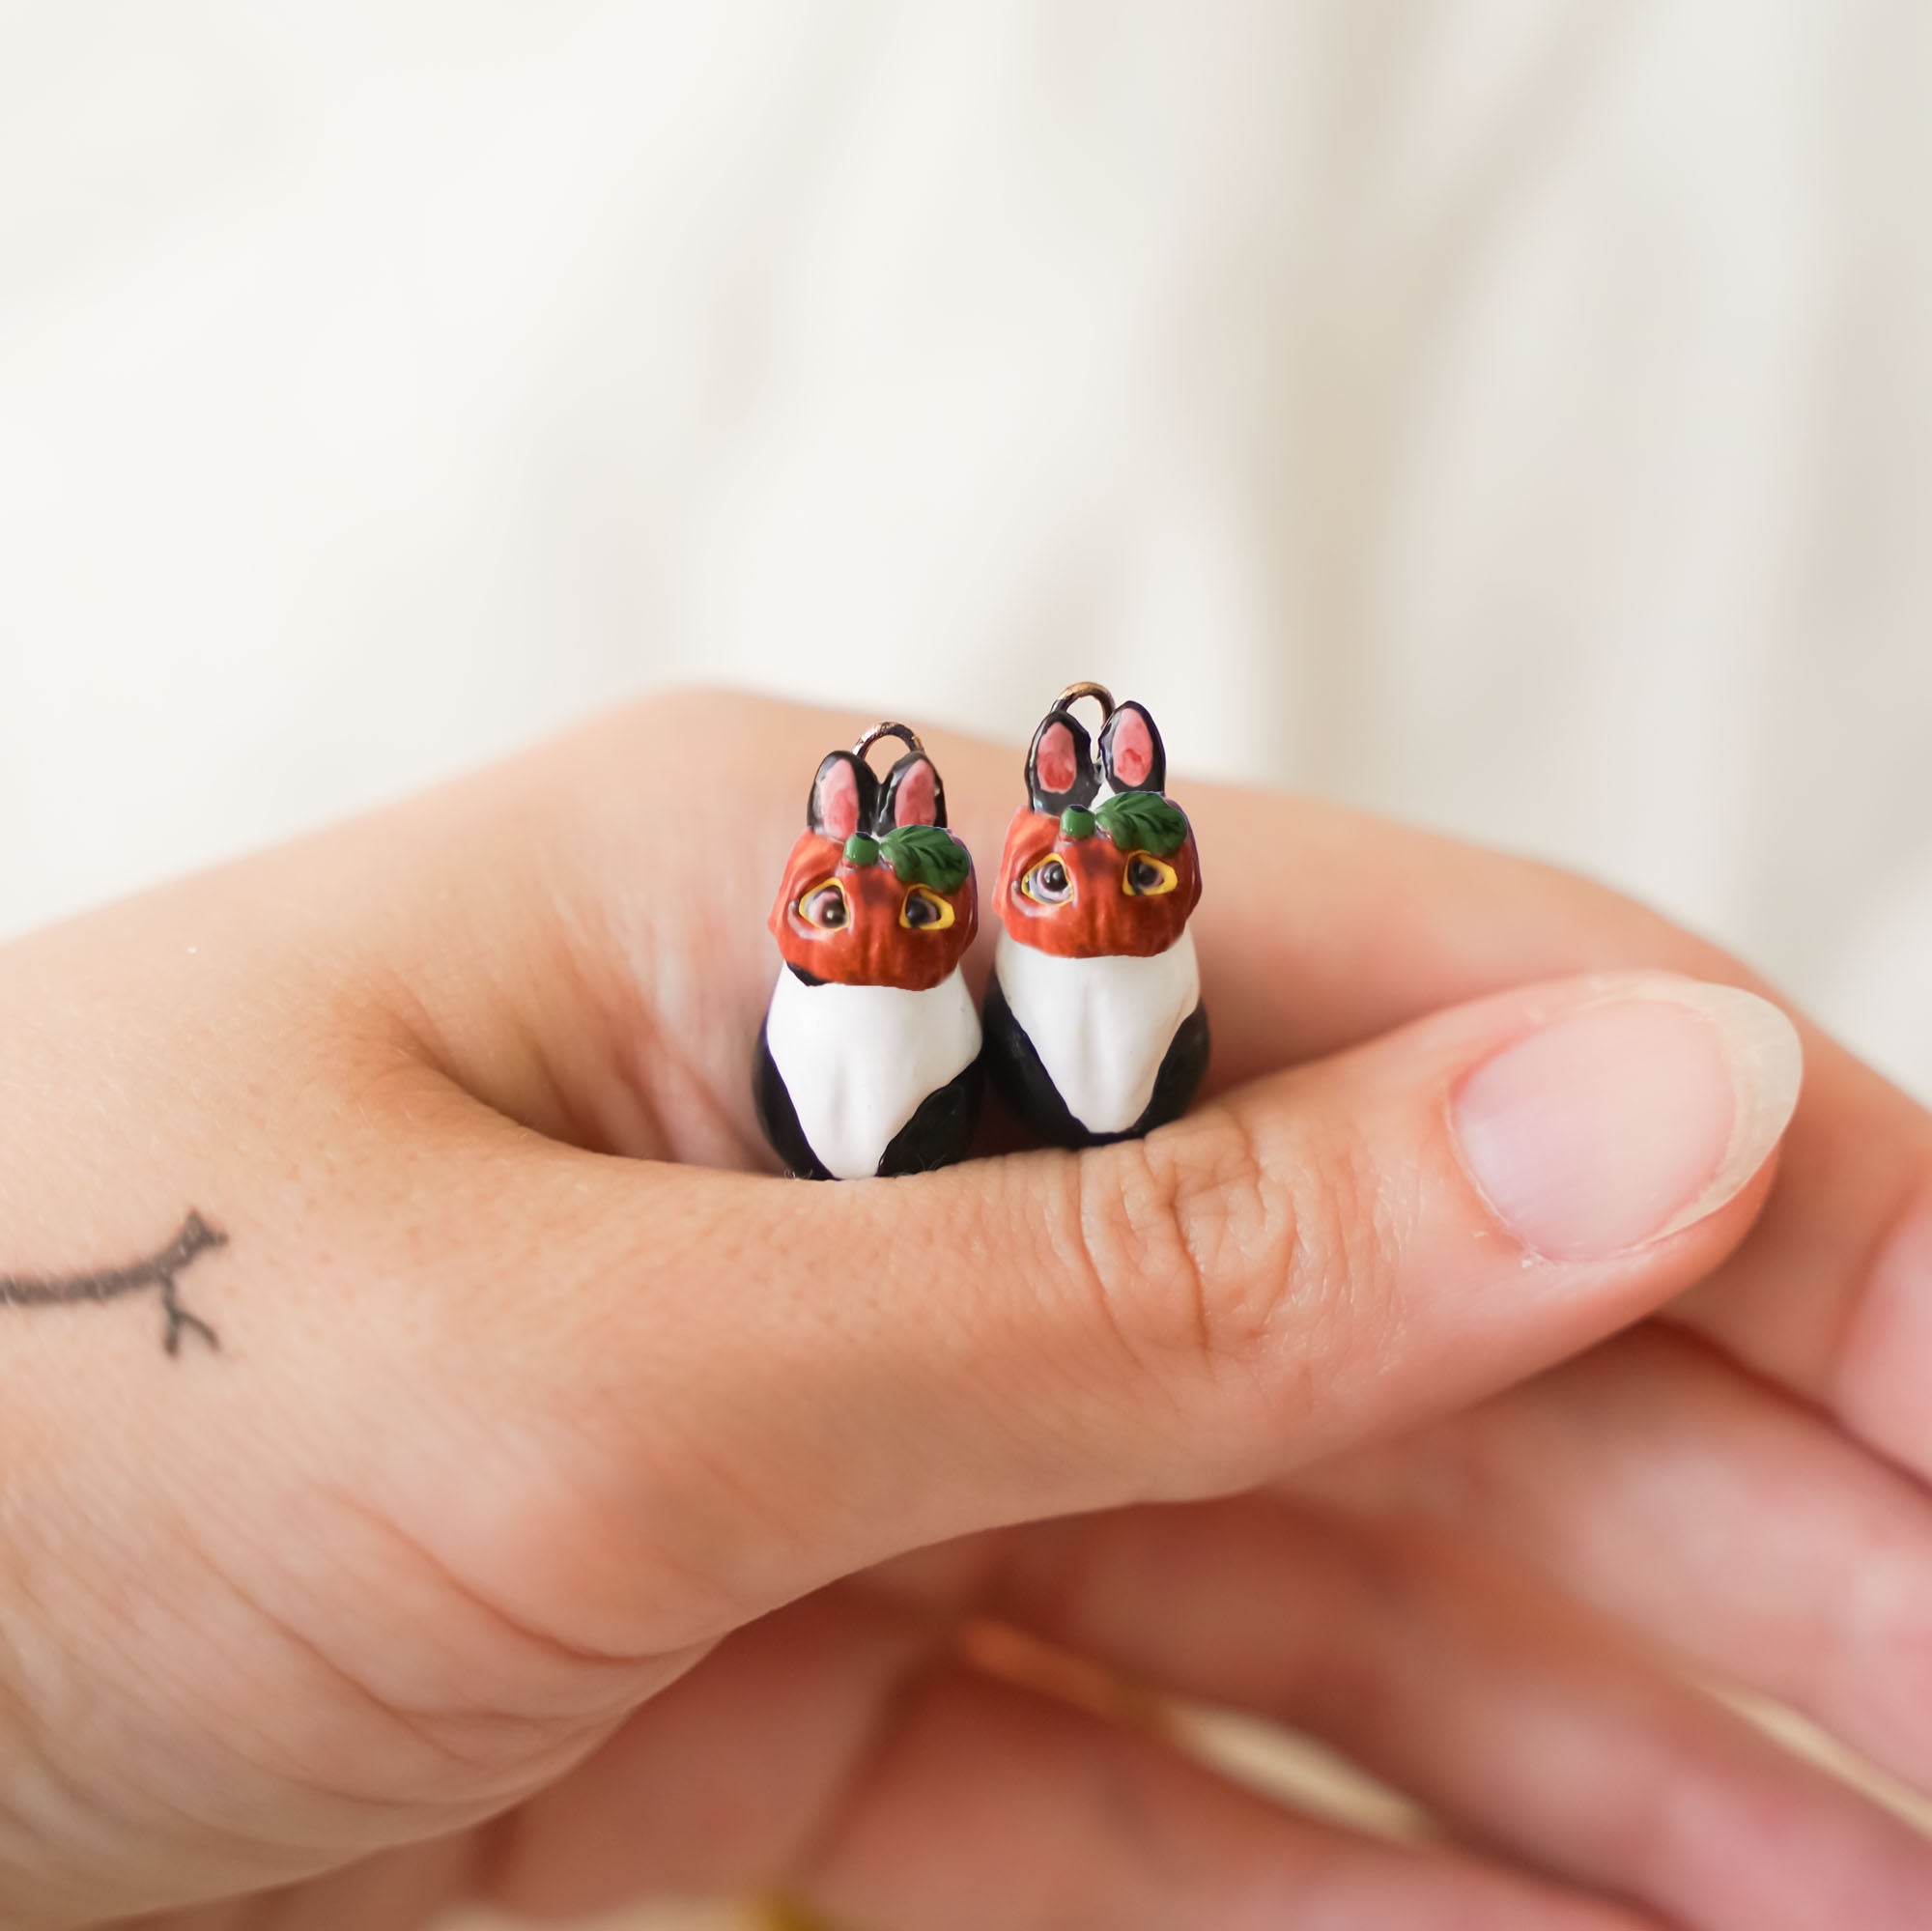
<box><xmin>979</xmin><ymin>1494</ymin><xmax>1932</xmax><ymax>1931</ymax></box>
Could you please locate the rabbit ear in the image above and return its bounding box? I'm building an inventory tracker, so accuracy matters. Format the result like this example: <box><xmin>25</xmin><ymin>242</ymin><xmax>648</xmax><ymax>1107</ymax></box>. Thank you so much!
<box><xmin>878</xmin><ymin>751</ymin><xmax>946</xmax><ymax>831</ymax></box>
<box><xmin>1099</xmin><ymin>700</ymin><xmax>1166</xmax><ymax>793</ymax></box>
<box><xmin>808</xmin><ymin>751</ymin><xmax>876</xmax><ymax>840</ymax></box>
<box><xmin>1025</xmin><ymin>708</ymin><xmax>1098</xmax><ymax>813</ymax></box>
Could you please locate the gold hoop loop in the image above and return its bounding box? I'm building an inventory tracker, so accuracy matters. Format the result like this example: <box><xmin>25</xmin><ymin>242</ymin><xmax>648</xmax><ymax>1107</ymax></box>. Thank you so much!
<box><xmin>1054</xmin><ymin>680</ymin><xmax>1115</xmax><ymax>720</ymax></box>
<box><xmin>851</xmin><ymin>721</ymin><xmax>924</xmax><ymax>767</ymax></box>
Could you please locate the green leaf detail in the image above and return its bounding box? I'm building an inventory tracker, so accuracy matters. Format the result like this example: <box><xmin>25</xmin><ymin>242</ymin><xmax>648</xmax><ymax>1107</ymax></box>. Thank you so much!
<box><xmin>843</xmin><ymin>834</ymin><xmax>880</xmax><ymax>866</ymax></box>
<box><xmin>1059</xmin><ymin>807</ymin><xmax>1096</xmax><ymax>839</ymax></box>
<box><xmin>878</xmin><ymin>824</ymin><xmax>971</xmax><ymax>894</ymax></box>
<box><xmin>1095</xmin><ymin>790</ymin><xmax>1189</xmax><ymax>856</ymax></box>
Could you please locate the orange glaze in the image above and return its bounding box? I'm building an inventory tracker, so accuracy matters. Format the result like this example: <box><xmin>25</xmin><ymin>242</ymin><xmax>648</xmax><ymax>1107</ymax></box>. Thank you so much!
<box><xmin>995</xmin><ymin>807</ymin><xmax>1201</xmax><ymax>959</ymax></box>
<box><xmin>770</xmin><ymin>830</ymin><xmax>978</xmax><ymax>990</ymax></box>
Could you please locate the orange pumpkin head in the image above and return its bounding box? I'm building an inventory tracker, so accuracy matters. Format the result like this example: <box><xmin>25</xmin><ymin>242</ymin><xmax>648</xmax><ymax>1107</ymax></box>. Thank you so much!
<box><xmin>769</xmin><ymin>742</ymin><xmax>977</xmax><ymax>991</ymax></box>
<box><xmin>995</xmin><ymin>698</ymin><xmax>1201</xmax><ymax>960</ymax></box>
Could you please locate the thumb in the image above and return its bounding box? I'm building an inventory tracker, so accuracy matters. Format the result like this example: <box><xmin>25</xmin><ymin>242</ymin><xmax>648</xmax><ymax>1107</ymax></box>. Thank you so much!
<box><xmin>436</xmin><ymin>969</ymin><xmax>1801</xmax><ymax>1652</ymax></box>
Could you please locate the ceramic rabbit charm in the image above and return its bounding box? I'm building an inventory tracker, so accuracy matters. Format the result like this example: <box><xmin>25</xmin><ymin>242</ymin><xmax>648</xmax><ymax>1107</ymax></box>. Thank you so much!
<box><xmin>981</xmin><ymin>684</ymin><xmax>1208</xmax><ymax>1146</ymax></box>
<box><xmin>753</xmin><ymin>724</ymin><xmax>983</xmax><ymax>1178</ymax></box>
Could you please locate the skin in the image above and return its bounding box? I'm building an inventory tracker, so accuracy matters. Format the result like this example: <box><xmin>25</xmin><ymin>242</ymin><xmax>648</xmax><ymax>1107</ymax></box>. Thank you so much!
<box><xmin>2</xmin><ymin>691</ymin><xmax>1932</xmax><ymax>1928</ymax></box>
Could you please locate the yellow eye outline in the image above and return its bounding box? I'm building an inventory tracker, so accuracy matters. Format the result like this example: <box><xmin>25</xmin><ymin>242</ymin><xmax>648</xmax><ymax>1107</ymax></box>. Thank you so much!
<box><xmin>899</xmin><ymin>885</ymin><xmax>955</xmax><ymax>931</ymax></box>
<box><xmin>797</xmin><ymin>879</ymin><xmax>850</xmax><ymax>929</ymax></box>
<box><xmin>1122</xmin><ymin>850</ymin><xmax>1179</xmax><ymax>896</ymax></box>
<box><xmin>1021</xmin><ymin>855</ymin><xmax>1076</xmax><ymax>905</ymax></box>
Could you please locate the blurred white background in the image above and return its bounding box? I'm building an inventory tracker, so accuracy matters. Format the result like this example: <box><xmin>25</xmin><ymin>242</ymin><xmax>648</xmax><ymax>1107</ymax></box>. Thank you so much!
<box><xmin>3</xmin><ymin>6</ymin><xmax>1930</xmax><ymax>1924</ymax></box>
<box><xmin>4</xmin><ymin>2</ymin><xmax>1929</xmax><ymax>1096</ymax></box>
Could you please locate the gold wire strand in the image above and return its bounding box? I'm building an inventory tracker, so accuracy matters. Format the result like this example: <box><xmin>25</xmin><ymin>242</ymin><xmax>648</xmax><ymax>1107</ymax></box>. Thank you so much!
<box><xmin>1055</xmin><ymin>680</ymin><xmax>1115</xmax><ymax>717</ymax></box>
<box><xmin>851</xmin><ymin>721</ymin><xmax>924</xmax><ymax>764</ymax></box>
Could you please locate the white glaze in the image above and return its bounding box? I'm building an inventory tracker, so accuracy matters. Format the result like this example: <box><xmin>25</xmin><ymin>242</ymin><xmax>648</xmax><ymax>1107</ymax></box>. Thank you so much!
<box><xmin>764</xmin><ymin>964</ymin><xmax>981</xmax><ymax>1180</ymax></box>
<box><xmin>994</xmin><ymin>926</ymin><xmax>1199</xmax><ymax>1136</ymax></box>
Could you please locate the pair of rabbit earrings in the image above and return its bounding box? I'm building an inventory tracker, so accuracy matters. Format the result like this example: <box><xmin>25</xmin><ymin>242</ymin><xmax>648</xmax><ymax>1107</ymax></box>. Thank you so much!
<box><xmin>753</xmin><ymin>682</ymin><xmax>1208</xmax><ymax>1179</ymax></box>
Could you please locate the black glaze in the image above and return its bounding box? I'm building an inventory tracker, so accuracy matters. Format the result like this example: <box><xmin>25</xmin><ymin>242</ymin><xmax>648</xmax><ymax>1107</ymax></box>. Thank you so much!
<box><xmin>877</xmin><ymin>1055</ymin><xmax>983</xmax><ymax>1176</ymax></box>
<box><xmin>806</xmin><ymin>749</ymin><xmax>878</xmax><ymax>838</ymax></box>
<box><xmin>1097</xmin><ymin>698</ymin><xmax>1166</xmax><ymax>795</ymax></box>
<box><xmin>753</xmin><ymin>1015</ymin><xmax>835</xmax><ymax>1179</ymax></box>
<box><xmin>980</xmin><ymin>971</ymin><xmax>1209</xmax><ymax>1150</ymax></box>
<box><xmin>1023</xmin><ymin>695</ymin><xmax>1166</xmax><ymax>814</ymax></box>
<box><xmin>808</xmin><ymin>745</ymin><xmax>949</xmax><ymax>838</ymax></box>
<box><xmin>753</xmin><ymin>1015</ymin><xmax>982</xmax><ymax>1181</ymax></box>
<box><xmin>1023</xmin><ymin>708</ymin><xmax>1099</xmax><ymax>815</ymax></box>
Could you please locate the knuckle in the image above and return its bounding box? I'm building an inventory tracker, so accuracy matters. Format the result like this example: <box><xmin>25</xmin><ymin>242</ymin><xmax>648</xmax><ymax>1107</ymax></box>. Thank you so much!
<box><xmin>1072</xmin><ymin>1095</ymin><xmax>1406</xmax><ymax>1424</ymax></box>
<box><xmin>1284</xmin><ymin>1114</ymin><xmax>1409</xmax><ymax>1373</ymax></box>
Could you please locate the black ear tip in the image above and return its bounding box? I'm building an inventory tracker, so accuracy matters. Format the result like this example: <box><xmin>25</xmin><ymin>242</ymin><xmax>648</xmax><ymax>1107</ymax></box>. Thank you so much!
<box><xmin>1025</xmin><ymin>706</ymin><xmax>1100</xmax><ymax>812</ymax></box>
<box><xmin>1099</xmin><ymin>698</ymin><xmax>1167</xmax><ymax>793</ymax></box>
<box><xmin>807</xmin><ymin>749</ymin><xmax>880</xmax><ymax>836</ymax></box>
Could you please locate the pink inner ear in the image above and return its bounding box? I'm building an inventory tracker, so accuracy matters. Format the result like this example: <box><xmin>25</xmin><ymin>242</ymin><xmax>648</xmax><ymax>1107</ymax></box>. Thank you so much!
<box><xmin>816</xmin><ymin>761</ymin><xmax>861</xmax><ymax>839</ymax></box>
<box><xmin>1111</xmin><ymin>709</ymin><xmax>1154</xmax><ymax>786</ymax></box>
<box><xmin>895</xmin><ymin>759</ymin><xmax>938</xmax><ymax>826</ymax></box>
<box><xmin>1036</xmin><ymin>722</ymin><xmax>1077</xmax><ymax>793</ymax></box>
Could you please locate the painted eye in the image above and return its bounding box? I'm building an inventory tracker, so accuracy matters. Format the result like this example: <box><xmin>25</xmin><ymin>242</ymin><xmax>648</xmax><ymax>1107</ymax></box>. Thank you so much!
<box><xmin>1022</xmin><ymin>856</ymin><xmax>1074</xmax><ymax>904</ymax></box>
<box><xmin>1122</xmin><ymin>852</ymin><xmax>1179</xmax><ymax>896</ymax></box>
<box><xmin>799</xmin><ymin>881</ymin><xmax>849</xmax><ymax>928</ymax></box>
<box><xmin>900</xmin><ymin>886</ymin><xmax>955</xmax><ymax>931</ymax></box>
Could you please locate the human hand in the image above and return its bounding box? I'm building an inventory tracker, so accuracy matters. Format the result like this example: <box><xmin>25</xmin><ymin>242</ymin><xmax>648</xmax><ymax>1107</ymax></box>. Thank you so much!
<box><xmin>0</xmin><ymin>694</ymin><xmax>1918</xmax><ymax>1930</ymax></box>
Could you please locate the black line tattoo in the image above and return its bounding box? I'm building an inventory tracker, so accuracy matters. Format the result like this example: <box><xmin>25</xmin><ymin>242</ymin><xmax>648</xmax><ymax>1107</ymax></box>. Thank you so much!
<box><xmin>0</xmin><ymin>1211</ymin><xmax>225</xmax><ymax>1355</ymax></box>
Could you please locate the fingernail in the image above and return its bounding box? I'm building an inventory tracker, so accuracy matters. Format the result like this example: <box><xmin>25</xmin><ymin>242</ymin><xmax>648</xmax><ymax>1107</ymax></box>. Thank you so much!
<box><xmin>1452</xmin><ymin>978</ymin><xmax>1804</xmax><ymax>1262</ymax></box>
